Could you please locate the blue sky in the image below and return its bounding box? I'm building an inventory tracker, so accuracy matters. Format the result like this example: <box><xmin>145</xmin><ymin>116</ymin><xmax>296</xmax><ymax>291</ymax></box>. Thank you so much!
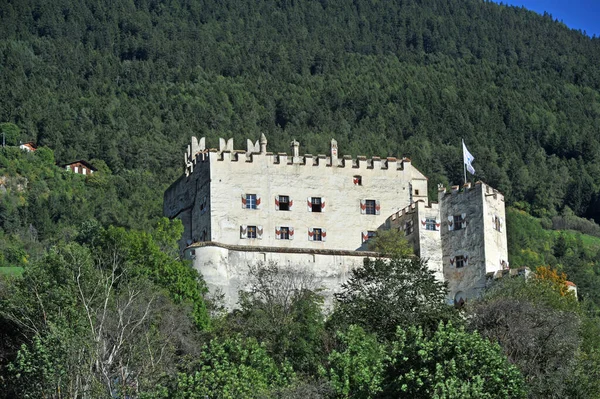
<box><xmin>497</xmin><ymin>0</ymin><xmax>600</xmax><ymax>37</ymax></box>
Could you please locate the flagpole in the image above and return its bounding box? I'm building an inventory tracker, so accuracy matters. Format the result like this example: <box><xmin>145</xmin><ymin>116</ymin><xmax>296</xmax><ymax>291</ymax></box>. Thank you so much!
<box><xmin>462</xmin><ymin>139</ymin><xmax>467</xmax><ymax>186</ymax></box>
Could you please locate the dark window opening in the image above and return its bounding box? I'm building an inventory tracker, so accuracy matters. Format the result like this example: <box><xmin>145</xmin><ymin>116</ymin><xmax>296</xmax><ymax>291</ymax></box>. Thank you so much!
<box><xmin>246</xmin><ymin>194</ymin><xmax>257</xmax><ymax>209</ymax></box>
<box><xmin>415</xmin><ymin>189</ymin><xmax>420</xmax><ymax>196</ymax></box>
<box><xmin>247</xmin><ymin>225</ymin><xmax>257</xmax><ymax>239</ymax></box>
<box><xmin>453</xmin><ymin>215</ymin><xmax>463</xmax><ymax>230</ymax></box>
<box><xmin>313</xmin><ymin>228</ymin><xmax>323</xmax><ymax>241</ymax></box>
<box><xmin>280</xmin><ymin>227</ymin><xmax>290</xmax><ymax>239</ymax></box>
<box><xmin>312</xmin><ymin>197</ymin><xmax>322</xmax><ymax>212</ymax></box>
<box><xmin>405</xmin><ymin>220</ymin><xmax>414</xmax><ymax>236</ymax></box>
<box><xmin>367</xmin><ymin>231</ymin><xmax>376</xmax><ymax>240</ymax></box>
<box><xmin>456</xmin><ymin>255</ymin><xmax>465</xmax><ymax>268</ymax></box>
<box><xmin>354</xmin><ymin>175</ymin><xmax>362</xmax><ymax>185</ymax></box>
<box><xmin>425</xmin><ymin>218</ymin><xmax>437</xmax><ymax>231</ymax></box>
<box><xmin>279</xmin><ymin>195</ymin><xmax>290</xmax><ymax>211</ymax></box>
<box><xmin>365</xmin><ymin>199</ymin><xmax>376</xmax><ymax>215</ymax></box>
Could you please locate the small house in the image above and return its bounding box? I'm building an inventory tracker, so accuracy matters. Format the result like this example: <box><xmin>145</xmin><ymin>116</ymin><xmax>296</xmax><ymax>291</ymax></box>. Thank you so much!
<box><xmin>19</xmin><ymin>142</ymin><xmax>37</xmax><ymax>152</ymax></box>
<box><xmin>63</xmin><ymin>160</ymin><xmax>97</xmax><ymax>175</ymax></box>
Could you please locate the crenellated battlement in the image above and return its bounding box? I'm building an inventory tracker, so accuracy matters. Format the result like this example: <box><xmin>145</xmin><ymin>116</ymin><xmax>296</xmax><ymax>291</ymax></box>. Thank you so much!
<box><xmin>183</xmin><ymin>135</ymin><xmax>420</xmax><ymax>176</ymax></box>
<box><xmin>167</xmin><ymin>133</ymin><xmax>508</xmax><ymax>309</ymax></box>
<box><xmin>389</xmin><ymin>200</ymin><xmax>440</xmax><ymax>222</ymax></box>
<box><xmin>437</xmin><ymin>181</ymin><xmax>504</xmax><ymax>204</ymax></box>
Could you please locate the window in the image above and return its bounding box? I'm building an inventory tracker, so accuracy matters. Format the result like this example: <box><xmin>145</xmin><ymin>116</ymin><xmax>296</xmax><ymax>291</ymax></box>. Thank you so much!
<box><xmin>311</xmin><ymin>197</ymin><xmax>322</xmax><ymax>212</ymax></box>
<box><xmin>278</xmin><ymin>195</ymin><xmax>290</xmax><ymax>211</ymax></box>
<box><xmin>455</xmin><ymin>255</ymin><xmax>465</xmax><ymax>268</ymax></box>
<box><xmin>453</xmin><ymin>215</ymin><xmax>463</xmax><ymax>231</ymax></box>
<box><xmin>353</xmin><ymin>175</ymin><xmax>362</xmax><ymax>185</ymax></box>
<box><xmin>405</xmin><ymin>220</ymin><xmax>414</xmax><ymax>236</ymax></box>
<box><xmin>241</xmin><ymin>225</ymin><xmax>262</xmax><ymax>239</ymax></box>
<box><xmin>425</xmin><ymin>218</ymin><xmax>437</xmax><ymax>231</ymax></box>
<box><xmin>275</xmin><ymin>226</ymin><xmax>294</xmax><ymax>240</ymax></box>
<box><xmin>246</xmin><ymin>194</ymin><xmax>257</xmax><ymax>209</ymax></box>
<box><xmin>493</xmin><ymin>215</ymin><xmax>503</xmax><ymax>232</ymax></box>
<box><xmin>365</xmin><ymin>200</ymin><xmax>376</xmax><ymax>215</ymax></box>
<box><xmin>309</xmin><ymin>227</ymin><xmax>326</xmax><ymax>241</ymax></box>
<box><xmin>312</xmin><ymin>228</ymin><xmax>323</xmax><ymax>241</ymax></box>
<box><xmin>362</xmin><ymin>231</ymin><xmax>376</xmax><ymax>243</ymax></box>
<box><xmin>361</xmin><ymin>199</ymin><xmax>380</xmax><ymax>215</ymax></box>
<box><xmin>414</xmin><ymin>189</ymin><xmax>419</xmax><ymax>196</ymax></box>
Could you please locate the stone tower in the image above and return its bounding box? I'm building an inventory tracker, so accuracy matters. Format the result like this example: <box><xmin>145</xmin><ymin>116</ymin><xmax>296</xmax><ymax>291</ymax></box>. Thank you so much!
<box><xmin>438</xmin><ymin>182</ymin><xmax>508</xmax><ymax>305</ymax></box>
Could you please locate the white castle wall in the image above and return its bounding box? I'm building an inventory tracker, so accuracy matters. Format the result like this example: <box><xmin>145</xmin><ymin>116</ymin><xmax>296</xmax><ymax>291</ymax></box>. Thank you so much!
<box><xmin>209</xmin><ymin>153</ymin><xmax>427</xmax><ymax>251</ymax></box>
<box><xmin>165</xmin><ymin>136</ymin><xmax>509</xmax><ymax>309</ymax></box>
<box><xmin>164</xmin><ymin>137</ymin><xmax>429</xmax><ymax>252</ymax></box>
<box><xmin>386</xmin><ymin>201</ymin><xmax>444</xmax><ymax>282</ymax></box>
<box><xmin>164</xmin><ymin>154</ymin><xmax>212</xmax><ymax>251</ymax></box>
<box><xmin>185</xmin><ymin>243</ymin><xmax>376</xmax><ymax>309</ymax></box>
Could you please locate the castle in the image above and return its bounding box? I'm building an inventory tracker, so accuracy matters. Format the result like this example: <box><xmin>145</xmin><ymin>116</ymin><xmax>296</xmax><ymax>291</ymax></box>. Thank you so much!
<box><xmin>163</xmin><ymin>135</ymin><xmax>509</xmax><ymax>308</ymax></box>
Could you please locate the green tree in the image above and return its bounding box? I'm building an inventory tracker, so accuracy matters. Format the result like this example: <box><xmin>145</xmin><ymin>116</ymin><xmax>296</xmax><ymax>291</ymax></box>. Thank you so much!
<box><xmin>171</xmin><ymin>335</ymin><xmax>295</xmax><ymax>399</ymax></box>
<box><xmin>367</xmin><ymin>229</ymin><xmax>413</xmax><ymax>257</ymax></box>
<box><xmin>89</xmin><ymin>222</ymin><xmax>210</xmax><ymax>330</ymax></box>
<box><xmin>384</xmin><ymin>323</ymin><xmax>526</xmax><ymax>398</ymax></box>
<box><xmin>467</xmin><ymin>278</ymin><xmax>599</xmax><ymax>398</ymax></box>
<box><xmin>230</xmin><ymin>262</ymin><xmax>326</xmax><ymax>374</ymax></box>
<box><xmin>332</xmin><ymin>257</ymin><xmax>452</xmax><ymax>340</ymax></box>
<box><xmin>0</xmin><ymin>123</ymin><xmax>21</xmax><ymax>146</ymax></box>
<box><xmin>324</xmin><ymin>325</ymin><xmax>386</xmax><ymax>399</ymax></box>
<box><xmin>2</xmin><ymin>242</ymin><xmax>198</xmax><ymax>398</ymax></box>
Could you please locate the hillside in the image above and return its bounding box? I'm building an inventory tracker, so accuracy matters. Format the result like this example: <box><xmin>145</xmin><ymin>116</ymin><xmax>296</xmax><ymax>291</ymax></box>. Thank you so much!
<box><xmin>4</xmin><ymin>2</ymin><xmax>600</xmax><ymax>396</ymax></box>
<box><xmin>2</xmin><ymin>0</ymin><xmax>600</xmax><ymax>222</ymax></box>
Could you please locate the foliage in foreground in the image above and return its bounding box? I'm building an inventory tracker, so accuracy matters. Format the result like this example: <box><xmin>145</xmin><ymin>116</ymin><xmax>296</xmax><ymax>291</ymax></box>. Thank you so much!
<box><xmin>324</xmin><ymin>323</ymin><xmax>526</xmax><ymax>399</ymax></box>
<box><xmin>467</xmin><ymin>277</ymin><xmax>600</xmax><ymax>398</ymax></box>
<box><xmin>332</xmin><ymin>256</ymin><xmax>453</xmax><ymax>339</ymax></box>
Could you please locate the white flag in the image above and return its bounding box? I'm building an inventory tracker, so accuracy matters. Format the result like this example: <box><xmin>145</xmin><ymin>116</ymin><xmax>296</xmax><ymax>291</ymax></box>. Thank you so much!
<box><xmin>463</xmin><ymin>141</ymin><xmax>475</xmax><ymax>175</ymax></box>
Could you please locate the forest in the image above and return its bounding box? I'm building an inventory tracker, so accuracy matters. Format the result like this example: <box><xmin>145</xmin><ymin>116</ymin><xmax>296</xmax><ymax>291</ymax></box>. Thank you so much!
<box><xmin>2</xmin><ymin>0</ymin><xmax>600</xmax><ymax>397</ymax></box>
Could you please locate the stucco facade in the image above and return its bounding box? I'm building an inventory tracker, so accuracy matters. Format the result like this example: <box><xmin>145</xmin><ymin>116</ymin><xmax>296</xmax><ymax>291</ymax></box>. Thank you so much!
<box><xmin>184</xmin><ymin>242</ymin><xmax>378</xmax><ymax>308</ymax></box>
<box><xmin>164</xmin><ymin>136</ymin><xmax>428</xmax><ymax>252</ymax></box>
<box><xmin>386</xmin><ymin>201</ymin><xmax>444</xmax><ymax>282</ymax></box>
<box><xmin>164</xmin><ymin>136</ymin><xmax>510</xmax><ymax>308</ymax></box>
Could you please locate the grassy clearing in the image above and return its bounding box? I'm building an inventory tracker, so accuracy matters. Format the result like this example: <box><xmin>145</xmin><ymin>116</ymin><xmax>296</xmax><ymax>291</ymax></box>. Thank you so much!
<box><xmin>0</xmin><ymin>267</ymin><xmax>24</xmax><ymax>276</ymax></box>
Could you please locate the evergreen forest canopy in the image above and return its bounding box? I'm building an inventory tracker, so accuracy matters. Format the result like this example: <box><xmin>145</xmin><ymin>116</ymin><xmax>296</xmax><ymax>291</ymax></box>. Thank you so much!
<box><xmin>2</xmin><ymin>0</ymin><xmax>600</xmax><ymax>222</ymax></box>
<box><xmin>4</xmin><ymin>1</ymin><xmax>600</xmax><ymax>397</ymax></box>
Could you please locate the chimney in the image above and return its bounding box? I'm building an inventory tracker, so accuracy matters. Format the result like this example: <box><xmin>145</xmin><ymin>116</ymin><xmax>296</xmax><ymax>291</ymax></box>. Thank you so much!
<box><xmin>291</xmin><ymin>139</ymin><xmax>299</xmax><ymax>158</ymax></box>
<box><xmin>330</xmin><ymin>138</ymin><xmax>338</xmax><ymax>165</ymax></box>
<box><xmin>260</xmin><ymin>133</ymin><xmax>268</xmax><ymax>154</ymax></box>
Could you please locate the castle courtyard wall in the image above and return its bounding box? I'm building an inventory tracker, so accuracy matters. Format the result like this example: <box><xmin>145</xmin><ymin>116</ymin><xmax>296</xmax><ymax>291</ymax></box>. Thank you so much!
<box><xmin>185</xmin><ymin>243</ymin><xmax>377</xmax><ymax>309</ymax></box>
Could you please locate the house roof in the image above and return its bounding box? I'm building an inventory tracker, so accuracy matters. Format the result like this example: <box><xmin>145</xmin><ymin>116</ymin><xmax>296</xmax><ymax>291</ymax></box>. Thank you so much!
<box><xmin>20</xmin><ymin>142</ymin><xmax>37</xmax><ymax>151</ymax></box>
<box><xmin>62</xmin><ymin>160</ymin><xmax>98</xmax><ymax>171</ymax></box>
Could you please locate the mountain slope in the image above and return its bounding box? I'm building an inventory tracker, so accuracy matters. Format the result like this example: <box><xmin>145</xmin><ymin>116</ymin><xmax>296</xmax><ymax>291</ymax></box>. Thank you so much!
<box><xmin>1</xmin><ymin>0</ymin><xmax>600</xmax><ymax>220</ymax></box>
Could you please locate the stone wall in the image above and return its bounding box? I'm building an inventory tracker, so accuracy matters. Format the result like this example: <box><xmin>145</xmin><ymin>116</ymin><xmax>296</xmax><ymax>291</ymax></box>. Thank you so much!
<box><xmin>185</xmin><ymin>242</ymin><xmax>378</xmax><ymax>308</ymax></box>
<box><xmin>439</xmin><ymin>182</ymin><xmax>507</xmax><ymax>303</ymax></box>
<box><xmin>386</xmin><ymin>201</ymin><xmax>443</xmax><ymax>282</ymax></box>
<box><xmin>164</xmin><ymin>136</ymin><xmax>430</xmax><ymax>252</ymax></box>
<box><xmin>163</xmin><ymin>152</ymin><xmax>212</xmax><ymax>251</ymax></box>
